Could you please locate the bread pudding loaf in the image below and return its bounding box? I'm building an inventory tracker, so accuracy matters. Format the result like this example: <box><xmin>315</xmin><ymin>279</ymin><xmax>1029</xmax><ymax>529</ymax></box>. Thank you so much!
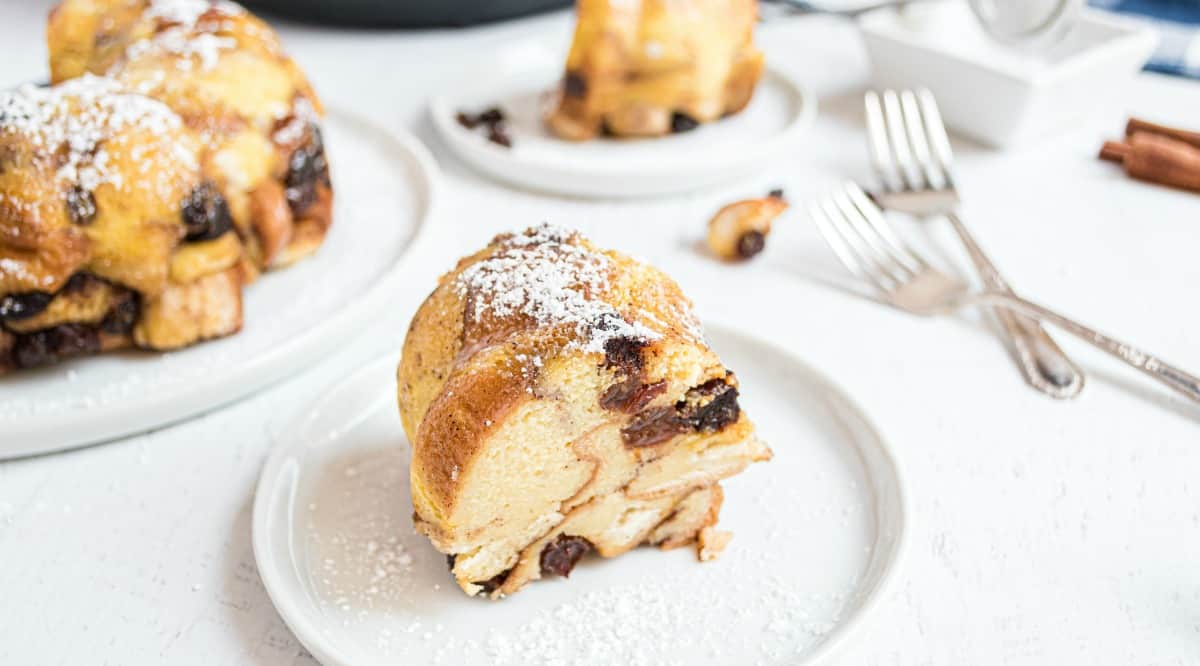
<box><xmin>398</xmin><ymin>225</ymin><xmax>771</xmax><ymax>598</ymax></box>
<box><xmin>0</xmin><ymin>75</ymin><xmax>245</xmax><ymax>373</ymax></box>
<box><xmin>48</xmin><ymin>0</ymin><xmax>331</xmax><ymax>270</ymax></box>
<box><xmin>546</xmin><ymin>0</ymin><xmax>764</xmax><ymax>141</ymax></box>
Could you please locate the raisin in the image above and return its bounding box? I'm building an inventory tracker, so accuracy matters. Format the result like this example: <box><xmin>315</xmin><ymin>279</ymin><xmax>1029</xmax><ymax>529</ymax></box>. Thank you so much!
<box><xmin>563</xmin><ymin>71</ymin><xmax>587</xmax><ymax>98</ymax></box>
<box><xmin>539</xmin><ymin>535</ymin><xmax>593</xmax><ymax>578</ymax></box>
<box><xmin>285</xmin><ymin>126</ymin><xmax>330</xmax><ymax>215</ymax></box>
<box><xmin>601</xmin><ymin>379</ymin><xmax>666</xmax><ymax>413</ymax></box>
<box><xmin>456</xmin><ymin>111</ymin><xmax>480</xmax><ymax>129</ymax></box>
<box><xmin>473</xmin><ymin>568</ymin><xmax>511</xmax><ymax>595</ymax></box>
<box><xmin>602</xmin><ymin>335</ymin><xmax>647</xmax><ymax>372</ymax></box>
<box><xmin>768</xmin><ymin>188</ymin><xmax>785</xmax><ymax>200</ymax></box>
<box><xmin>0</xmin><ymin>291</ymin><xmax>53</xmax><ymax>321</ymax></box>
<box><xmin>736</xmin><ymin>231</ymin><xmax>765</xmax><ymax>259</ymax></box>
<box><xmin>621</xmin><ymin>406</ymin><xmax>686</xmax><ymax>448</ymax></box>
<box><xmin>679</xmin><ymin>380</ymin><xmax>741</xmax><ymax>432</ymax></box>
<box><xmin>181</xmin><ymin>182</ymin><xmax>233</xmax><ymax>241</ymax></box>
<box><xmin>477</xmin><ymin>107</ymin><xmax>505</xmax><ymax>125</ymax></box>
<box><xmin>670</xmin><ymin>112</ymin><xmax>699</xmax><ymax>133</ymax></box>
<box><xmin>621</xmin><ymin>378</ymin><xmax>741</xmax><ymax>448</ymax></box>
<box><xmin>12</xmin><ymin>324</ymin><xmax>99</xmax><ymax>369</ymax></box>
<box><xmin>486</xmin><ymin>124</ymin><xmax>512</xmax><ymax>148</ymax></box>
<box><xmin>100</xmin><ymin>292</ymin><xmax>140</xmax><ymax>335</ymax></box>
<box><xmin>446</xmin><ymin>554</ymin><xmax>458</xmax><ymax>570</ymax></box>
<box><xmin>65</xmin><ymin>186</ymin><xmax>97</xmax><ymax>226</ymax></box>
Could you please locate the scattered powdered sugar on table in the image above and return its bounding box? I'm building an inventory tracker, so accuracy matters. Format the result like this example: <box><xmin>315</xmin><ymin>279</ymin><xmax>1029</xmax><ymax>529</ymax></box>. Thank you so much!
<box><xmin>455</xmin><ymin>224</ymin><xmax>662</xmax><ymax>354</ymax></box>
<box><xmin>0</xmin><ymin>74</ymin><xmax>185</xmax><ymax>192</ymax></box>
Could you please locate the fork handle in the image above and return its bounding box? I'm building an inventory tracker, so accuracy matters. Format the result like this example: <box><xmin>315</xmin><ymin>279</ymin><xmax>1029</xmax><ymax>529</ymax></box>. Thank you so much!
<box><xmin>945</xmin><ymin>212</ymin><xmax>1085</xmax><ymax>398</ymax></box>
<box><xmin>977</xmin><ymin>292</ymin><xmax>1200</xmax><ymax>404</ymax></box>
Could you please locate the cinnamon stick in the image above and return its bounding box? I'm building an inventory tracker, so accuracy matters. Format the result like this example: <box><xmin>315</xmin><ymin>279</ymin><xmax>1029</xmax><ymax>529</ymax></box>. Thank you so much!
<box><xmin>1099</xmin><ymin>133</ymin><xmax>1200</xmax><ymax>193</ymax></box>
<box><xmin>1126</xmin><ymin>117</ymin><xmax>1200</xmax><ymax>150</ymax></box>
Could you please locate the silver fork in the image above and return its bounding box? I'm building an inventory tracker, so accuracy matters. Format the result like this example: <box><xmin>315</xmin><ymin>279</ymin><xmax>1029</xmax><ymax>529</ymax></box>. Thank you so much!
<box><xmin>811</xmin><ymin>182</ymin><xmax>1200</xmax><ymax>404</ymax></box>
<box><xmin>864</xmin><ymin>88</ymin><xmax>1084</xmax><ymax>399</ymax></box>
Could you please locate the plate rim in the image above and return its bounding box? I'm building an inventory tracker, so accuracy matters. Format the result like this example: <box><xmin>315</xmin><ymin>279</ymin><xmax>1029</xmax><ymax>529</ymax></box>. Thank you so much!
<box><xmin>1</xmin><ymin>107</ymin><xmax>441</xmax><ymax>459</ymax></box>
<box><xmin>251</xmin><ymin>322</ymin><xmax>910</xmax><ymax>666</ymax></box>
<box><xmin>428</xmin><ymin>58</ymin><xmax>818</xmax><ymax>198</ymax></box>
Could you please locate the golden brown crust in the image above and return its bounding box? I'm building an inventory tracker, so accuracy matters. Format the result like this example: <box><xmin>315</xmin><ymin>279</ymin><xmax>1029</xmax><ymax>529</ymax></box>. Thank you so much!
<box><xmin>546</xmin><ymin>0</ymin><xmax>764</xmax><ymax>141</ymax></box>
<box><xmin>400</xmin><ymin>226</ymin><xmax>708</xmax><ymax>522</ymax></box>
<box><xmin>47</xmin><ymin>0</ymin><xmax>332</xmax><ymax>271</ymax></box>
<box><xmin>0</xmin><ymin>76</ymin><xmax>250</xmax><ymax>373</ymax></box>
<box><xmin>399</xmin><ymin>225</ymin><xmax>770</xmax><ymax>597</ymax></box>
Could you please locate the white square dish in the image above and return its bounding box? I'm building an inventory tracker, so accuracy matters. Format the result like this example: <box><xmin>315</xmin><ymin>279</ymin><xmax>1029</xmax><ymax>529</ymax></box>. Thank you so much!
<box><xmin>858</xmin><ymin>4</ymin><xmax>1157</xmax><ymax>148</ymax></box>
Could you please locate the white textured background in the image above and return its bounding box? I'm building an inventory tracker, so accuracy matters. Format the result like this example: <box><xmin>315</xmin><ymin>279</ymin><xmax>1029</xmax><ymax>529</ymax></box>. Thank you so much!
<box><xmin>2</xmin><ymin>1</ymin><xmax>1199</xmax><ymax>663</ymax></box>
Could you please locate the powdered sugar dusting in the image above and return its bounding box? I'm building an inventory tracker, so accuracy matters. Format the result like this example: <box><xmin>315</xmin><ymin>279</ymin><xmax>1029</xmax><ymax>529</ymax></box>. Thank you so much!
<box><xmin>0</xmin><ymin>74</ymin><xmax>185</xmax><ymax>192</ymax></box>
<box><xmin>145</xmin><ymin>0</ymin><xmax>244</xmax><ymax>27</ymax></box>
<box><xmin>126</xmin><ymin>0</ymin><xmax>246</xmax><ymax>72</ymax></box>
<box><xmin>455</xmin><ymin>224</ymin><xmax>661</xmax><ymax>354</ymax></box>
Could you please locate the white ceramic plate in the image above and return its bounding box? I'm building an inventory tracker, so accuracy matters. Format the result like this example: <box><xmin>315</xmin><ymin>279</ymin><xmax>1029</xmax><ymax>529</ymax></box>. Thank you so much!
<box><xmin>0</xmin><ymin>109</ymin><xmax>439</xmax><ymax>459</ymax></box>
<box><xmin>253</xmin><ymin>324</ymin><xmax>907</xmax><ymax>666</ymax></box>
<box><xmin>429</xmin><ymin>44</ymin><xmax>816</xmax><ymax>198</ymax></box>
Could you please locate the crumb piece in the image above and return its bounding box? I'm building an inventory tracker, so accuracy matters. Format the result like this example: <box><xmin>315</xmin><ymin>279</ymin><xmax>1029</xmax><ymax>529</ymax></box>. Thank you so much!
<box><xmin>697</xmin><ymin>526</ymin><xmax>732</xmax><ymax>562</ymax></box>
<box><xmin>705</xmin><ymin>195</ymin><xmax>788</xmax><ymax>261</ymax></box>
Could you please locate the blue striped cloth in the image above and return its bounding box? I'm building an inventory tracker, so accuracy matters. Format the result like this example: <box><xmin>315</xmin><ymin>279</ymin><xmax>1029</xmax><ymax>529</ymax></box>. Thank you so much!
<box><xmin>1090</xmin><ymin>0</ymin><xmax>1200</xmax><ymax>77</ymax></box>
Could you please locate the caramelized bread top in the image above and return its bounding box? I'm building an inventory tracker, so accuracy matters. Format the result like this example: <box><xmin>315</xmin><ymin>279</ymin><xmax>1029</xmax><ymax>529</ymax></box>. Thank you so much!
<box><xmin>48</xmin><ymin>0</ymin><xmax>323</xmax><ymax>140</ymax></box>
<box><xmin>0</xmin><ymin>75</ymin><xmax>205</xmax><ymax>297</ymax></box>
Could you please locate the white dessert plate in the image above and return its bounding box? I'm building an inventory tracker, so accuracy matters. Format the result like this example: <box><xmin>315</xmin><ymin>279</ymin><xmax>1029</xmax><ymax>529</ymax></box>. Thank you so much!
<box><xmin>252</xmin><ymin>324</ymin><xmax>908</xmax><ymax>666</ymax></box>
<box><xmin>0</xmin><ymin>108</ymin><xmax>439</xmax><ymax>459</ymax></box>
<box><xmin>429</xmin><ymin>43</ymin><xmax>816</xmax><ymax>198</ymax></box>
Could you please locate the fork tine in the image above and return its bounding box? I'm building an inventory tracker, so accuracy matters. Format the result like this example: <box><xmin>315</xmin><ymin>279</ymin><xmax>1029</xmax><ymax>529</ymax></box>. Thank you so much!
<box><xmin>831</xmin><ymin>189</ymin><xmax>913</xmax><ymax>285</ymax></box>
<box><xmin>916</xmin><ymin>88</ymin><xmax>955</xmax><ymax>188</ymax></box>
<box><xmin>814</xmin><ymin>198</ymin><xmax>895</xmax><ymax>292</ymax></box>
<box><xmin>864</xmin><ymin>91</ymin><xmax>899</xmax><ymax>192</ymax></box>
<box><xmin>899</xmin><ymin>90</ymin><xmax>944</xmax><ymax>190</ymax></box>
<box><xmin>881</xmin><ymin>90</ymin><xmax>921</xmax><ymax>191</ymax></box>
<box><xmin>809</xmin><ymin>202</ymin><xmax>871</xmax><ymax>282</ymax></box>
<box><xmin>843</xmin><ymin>182</ymin><xmax>929</xmax><ymax>273</ymax></box>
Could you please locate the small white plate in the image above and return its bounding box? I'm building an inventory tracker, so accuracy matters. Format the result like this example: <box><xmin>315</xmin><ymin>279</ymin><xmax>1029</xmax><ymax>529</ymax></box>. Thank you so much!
<box><xmin>430</xmin><ymin>44</ymin><xmax>816</xmax><ymax>198</ymax></box>
<box><xmin>253</xmin><ymin>324</ymin><xmax>907</xmax><ymax>666</ymax></box>
<box><xmin>0</xmin><ymin>108</ymin><xmax>440</xmax><ymax>459</ymax></box>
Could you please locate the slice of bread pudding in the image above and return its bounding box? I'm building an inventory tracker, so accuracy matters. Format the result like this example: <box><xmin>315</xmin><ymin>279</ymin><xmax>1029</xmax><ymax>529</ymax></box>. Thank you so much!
<box><xmin>398</xmin><ymin>224</ymin><xmax>770</xmax><ymax>598</ymax></box>
<box><xmin>546</xmin><ymin>0</ymin><xmax>764</xmax><ymax>140</ymax></box>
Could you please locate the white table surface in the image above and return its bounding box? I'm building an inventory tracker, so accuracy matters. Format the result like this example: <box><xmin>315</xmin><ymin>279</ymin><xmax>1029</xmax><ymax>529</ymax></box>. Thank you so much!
<box><xmin>2</xmin><ymin>3</ymin><xmax>1199</xmax><ymax>664</ymax></box>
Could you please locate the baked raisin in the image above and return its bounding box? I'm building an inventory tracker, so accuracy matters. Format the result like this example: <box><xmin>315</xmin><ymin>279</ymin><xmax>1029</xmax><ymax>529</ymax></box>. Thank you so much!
<box><xmin>670</xmin><ymin>112</ymin><xmax>699</xmax><ymax>133</ymax></box>
<box><xmin>285</xmin><ymin>126</ymin><xmax>330</xmax><ymax>215</ymax></box>
<box><xmin>602</xmin><ymin>334</ymin><xmax>647</xmax><ymax>371</ymax></box>
<box><xmin>736</xmin><ymin>230</ymin><xmax>766</xmax><ymax>259</ymax></box>
<box><xmin>100</xmin><ymin>292</ymin><xmax>140</xmax><ymax>335</ymax></box>
<box><xmin>182</xmin><ymin>182</ymin><xmax>233</xmax><ymax>241</ymax></box>
<box><xmin>477</xmin><ymin>107</ymin><xmax>505</xmax><ymax>125</ymax></box>
<box><xmin>563</xmin><ymin>72</ymin><xmax>587</xmax><ymax>98</ymax></box>
<box><xmin>679</xmin><ymin>380</ymin><xmax>740</xmax><ymax>432</ymax></box>
<box><xmin>473</xmin><ymin>568</ymin><xmax>511</xmax><ymax>595</ymax></box>
<box><xmin>486</xmin><ymin>124</ymin><xmax>512</xmax><ymax>148</ymax></box>
<box><xmin>601</xmin><ymin>379</ymin><xmax>666</xmax><ymax>413</ymax></box>
<box><xmin>539</xmin><ymin>535</ymin><xmax>593</xmax><ymax>578</ymax></box>
<box><xmin>0</xmin><ymin>291</ymin><xmax>53</xmax><ymax>321</ymax></box>
<box><xmin>65</xmin><ymin>186</ymin><xmax>97</xmax><ymax>226</ymax></box>
<box><xmin>621</xmin><ymin>406</ymin><xmax>686</xmax><ymax>448</ymax></box>
<box><xmin>12</xmin><ymin>324</ymin><xmax>100</xmax><ymax>369</ymax></box>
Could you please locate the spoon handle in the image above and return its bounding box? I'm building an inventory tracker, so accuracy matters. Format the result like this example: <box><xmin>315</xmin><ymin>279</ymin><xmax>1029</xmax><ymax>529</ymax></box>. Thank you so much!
<box><xmin>979</xmin><ymin>292</ymin><xmax>1200</xmax><ymax>404</ymax></box>
<box><xmin>945</xmin><ymin>212</ymin><xmax>1084</xmax><ymax>398</ymax></box>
